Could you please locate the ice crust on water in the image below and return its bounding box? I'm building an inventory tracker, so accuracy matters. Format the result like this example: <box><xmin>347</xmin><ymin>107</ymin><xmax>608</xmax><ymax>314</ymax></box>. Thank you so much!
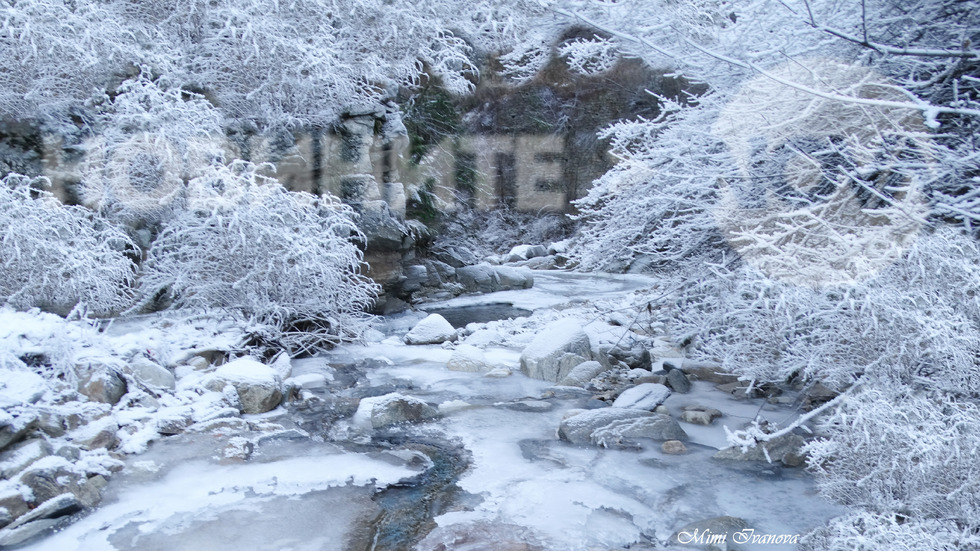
<box><xmin>20</xmin><ymin>452</ymin><xmax>419</xmax><ymax>551</ymax></box>
<box><xmin>7</xmin><ymin>271</ymin><xmax>842</xmax><ymax>551</ymax></box>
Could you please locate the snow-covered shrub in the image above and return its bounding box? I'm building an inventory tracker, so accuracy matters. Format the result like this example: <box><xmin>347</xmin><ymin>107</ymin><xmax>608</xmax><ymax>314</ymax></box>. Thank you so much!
<box><xmin>79</xmin><ymin>72</ymin><xmax>225</xmax><ymax>232</ymax></box>
<box><xmin>0</xmin><ymin>174</ymin><xmax>136</xmax><ymax>316</ymax></box>
<box><xmin>670</xmin><ymin>228</ymin><xmax>980</xmax><ymax>393</ymax></box>
<box><xmin>572</xmin><ymin>96</ymin><xmax>728</xmax><ymax>272</ymax></box>
<box><xmin>800</xmin><ymin>387</ymin><xmax>980</xmax><ymax>550</ymax></box>
<box><xmin>434</xmin><ymin>207</ymin><xmax>574</xmax><ymax>259</ymax></box>
<box><xmin>802</xmin><ymin>510</ymin><xmax>980</xmax><ymax>551</ymax></box>
<box><xmin>139</xmin><ymin>161</ymin><xmax>379</xmax><ymax>354</ymax></box>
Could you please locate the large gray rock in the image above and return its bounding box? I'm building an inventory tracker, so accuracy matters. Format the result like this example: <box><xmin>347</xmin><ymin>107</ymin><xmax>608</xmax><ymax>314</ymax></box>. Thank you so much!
<box><xmin>0</xmin><ymin>517</ymin><xmax>64</xmax><ymax>548</ymax></box>
<box><xmin>205</xmin><ymin>358</ymin><xmax>283</xmax><ymax>414</ymax></box>
<box><xmin>0</xmin><ymin>414</ymin><xmax>37</xmax><ymax>453</ymax></box>
<box><xmin>612</xmin><ymin>383</ymin><xmax>671</xmax><ymax>410</ymax></box>
<box><xmin>0</xmin><ymin>439</ymin><xmax>53</xmax><ymax>479</ymax></box>
<box><xmin>447</xmin><ymin>345</ymin><xmax>494</xmax><ymax>373</ymax></box>
<box><xmin>67</xmin><ymin>416</ymin><xmax>119</xmax><ymax>451</ymax></box>
<box><xmin>433</xmin><ymin>246</ymin><xmax>479</xmax><ymax>268</ymax></box>
<box><xmin>4</xmin><ymin>493</ymin><xmax>81</xmax><ymax>531</ymax></box>
<box><xmin>520</xmin><ymin>318</ymin><xmax>593</xmax><ymax>382</ymax></box>
<box><xmin>455</xmin><ymin>264</ymin><xmax>533</xmax><ymax>294</ymax></box>
<box><xmin>359</xmin><ymin>200</ymin><xmax>407</xmax><ymax>251</ymax></box>
<box><xmin>75</xmin><ymin>362</ymin><xmax>127</xmax><ymax>405</ymax></box>
<box><xmin>456</xmin><ymin>264</ymin><xmax>498</xmax><ymax>293</ymax></box>
<box><xmin>713</xmin><ymin>433</ymin><xmax>807</xmax><ymax>466</ymax></box>
<box><xmin>506</xmin><ymin>244</ymin><xmax>547</xmax><ymax>261</ymax></box>
<box><xmin>493</xmin><ymin>266</ymin><xmax>534</xmax><ymax>290</ymax></box>
<box><xmin>402</xmin><ymin>264</ymin><xmax>428</xmax><ymax>293</ymax></box>
<box><xmin>127</xmin><ymin>356</ymin><xmax>176</xmax><ymax>390</ymax></box>
<box><xmin>666</xmin><ymin>368</ymin><xmax>692</xmax><ymax>393</ymax></box>
<box><xmin>558</xmin><ymin>408</ymin><xmax>688</xmax><ymax>447</ymax></box>
<box><xmin>423</xmin><ymin>260</ymin><xmax>456</xmax><ymax>285</ymax></box>
<box><xmin>0</xmin><ymin>487</ymin><xmax>29</xmax><ymax>522</ymax></box>
<box><xmin>18</xmin><ymin>461</ymin><xmax>85</xmax><ymax>505</ymax></box>
<box><xmin>404</xmin><ymin>314</ymin><xmax>457</xmax><ymax>345</ymax></box>
<box><xmin>353</xmin><ymin>393</ymin><xmax>438</xmax><ymax>429</ymax></box>
<box><xmin>558</xmin><ymin>360</ymin><xmax>608</xmax><ymax>387</ymax></box>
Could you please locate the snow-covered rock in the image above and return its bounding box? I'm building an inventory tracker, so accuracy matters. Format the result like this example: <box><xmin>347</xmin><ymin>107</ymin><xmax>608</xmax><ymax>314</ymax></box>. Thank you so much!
<box><xmin>612</xmin><ymin>383</ymin><xmax>671</xmax><ymax>410</ymax></box>
<box><xmin>126</xmin><ymin>357</ymin><xmax>175</xmax><ymax>390</ymax></box>
<box><xmin>713</xmin><ymin>433</ymin><xmax>807</xmax><ymax>466</ymax></box>
<box><xmin>463</xmin><ymin>329</ymin><xmax>503</xmax><ymax>348</ymax></box>
<box><xmin>0</xmin><ymin>439</ymin><xmax>52</xmax><ymax>479</ymax></box>
<box><xmin>484</xmin><ymin>368</ymin><xmax>512</xmax><ymax>378</ymax></box>
<box><xmin>0</xmin><ymin>370</ymin><xmax>46</xmax><ymax>409</ymax></box>
<box><xmin>520</xmin><ymin>318</ymin><xmax>593</xmax><ymax>382</ymax></box>
<box><xmin>557</xmin><ymin>360</ymin><xmax>608</xmax><ymax>387</ymax></box>
<box><xmin>270</xmin><ymin>353</ymin><xmax>293</xmax><ymax>380</ymax></box>
<box><xmin>494</xmin><ymin>266</ymin><xmax>533</xmax><ymax>289</ymax></box>
<box><xmin>205</xmin><ymin>358</ymin><xmax>283</xmax><ymax>415</ymax></box>
<box><xmin>0</xmin><ymin>414</ymin><xmax>37</xmax><ymax>453</ymax></box>
<box><xmin>352</xmin><ymin>393</ymin><xmax>438</xmax><ymax>429</ymax></box>
<box><xmin>75</xmin><ymin>362</ymin><xmax>127</xmax><ymax>405</ymax></box>
<box><xmin>547</xmin><ymin>240</ymin><xmax>570</xmax><ymax>255</ymax></box>
<box><xmin>67</xmin><ymin>417</ymin><xmax>119</xmax><ymax>451</ymax></box>
<box><xmin>404</xmin><ymin>314</ymin><xmax>456</xmax><ymax>345</ymax></box>
<box><xmin>506</xmin><ymin>244</ymin><xmax>547</xmax><ymax>261</ymax></box>
<box><xmin>0</xmin><ymin>486</ymin><xmax>30</xmax><ymax>524</ymax></box>
<box><xmin>558</xmin><ymin>408</ymin><xmax>688</xmax><ymax>447</ymax></box>
<box><xmin>447</xmin><ymin>345</ymin><xmax>494</xmax><ymax>373</ymax></box>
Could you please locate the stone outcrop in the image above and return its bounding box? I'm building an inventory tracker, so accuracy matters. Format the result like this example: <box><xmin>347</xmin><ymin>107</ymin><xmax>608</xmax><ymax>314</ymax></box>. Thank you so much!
<box><xmin>520</xmin><ymin>318</ymin><xmax>593</xmax><ymax>382</ymax></box>
<box><xmin>204</xmin><ymin>358</ymin><xmax>284</xmax><ymax>415</ymax></box>
<box><xmin>558</xmin><ymin>408</ymin><xmax>687</xmax><ymax>447</ymax></box>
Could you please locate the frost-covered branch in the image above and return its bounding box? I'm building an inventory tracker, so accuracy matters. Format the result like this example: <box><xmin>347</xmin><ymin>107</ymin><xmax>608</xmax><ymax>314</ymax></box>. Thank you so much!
<box><xmin>0</xmin><ymin>174</ymin><xmax>136</xmax><ymax>316</ymax></box>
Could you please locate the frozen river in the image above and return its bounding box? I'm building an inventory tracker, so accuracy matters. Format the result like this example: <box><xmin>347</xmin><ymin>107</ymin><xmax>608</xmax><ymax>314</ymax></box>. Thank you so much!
<box><xmin>21</xmin><ymin>270</ymin><xmax>841</xmax><ymax>551</ymax></box>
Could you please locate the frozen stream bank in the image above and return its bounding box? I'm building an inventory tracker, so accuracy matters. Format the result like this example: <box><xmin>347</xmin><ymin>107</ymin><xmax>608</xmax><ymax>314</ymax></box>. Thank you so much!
<box><xmin>17</xmin><ymin>271</ymin><xmax>841</xmax><ymax>551</ymax></box>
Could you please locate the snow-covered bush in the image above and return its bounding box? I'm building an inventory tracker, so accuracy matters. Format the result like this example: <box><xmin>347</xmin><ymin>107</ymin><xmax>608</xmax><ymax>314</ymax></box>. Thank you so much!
<box><xmin>0</xmin><ymin>174</ymin><xmax>136</xmax><ymax>316</ymax></box>
<box><xmin>669</xmin><ymin>228</ymin><xmax>980</xmax><ymax>392</ymax></box>
<box><xmin>139</xmin><ymin>161</ymin><xmax>379</xmax><ymax>354</ymax></box>
<box><xmin>799</xmin><ymin>387</ymin><xmax>980</xmax><ymax>550</ymax></box>
<box><xmin>79</xmin><ymin>72</ymin><xmax>225</xmax><ymax>231</ymax></box>
<box><xmin>434</xmin><ymin>207</ymin><xmax>574</xmax><ymax>259</ymax></box>
<box><xmin>554</xmin><ymin>1</ymin><xmax>980</xmax><ymax>546</ymax></box>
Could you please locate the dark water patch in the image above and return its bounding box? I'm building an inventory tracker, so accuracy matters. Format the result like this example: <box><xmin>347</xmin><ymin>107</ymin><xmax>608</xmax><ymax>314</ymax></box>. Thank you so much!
<box><xmin>361</xmin><ymin>436</ymin><xmax>475</xmax><ymax>551</ymax></box>
<box><xmin>424</xmin><ymin>303</ymin><xmax>532</xmax><ymax>328</ymax></box>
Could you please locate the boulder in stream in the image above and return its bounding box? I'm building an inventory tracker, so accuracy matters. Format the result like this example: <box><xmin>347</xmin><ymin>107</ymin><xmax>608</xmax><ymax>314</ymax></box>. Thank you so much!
<box><xmin>559</xmin><ymin>408</ymin><xmax>687</xmax><ymax>448</ymax></box>
<box><xmin>204</xmin><ymin>358</ymin><xmax>283</xmax><ymax>414</ymax></box>
<box><xmin>353</xmin><ymin>393</ymin><xmax>439</xmax><ymax>429</ymax></box>
<box><xmin>404</xmin><ymin>314</ymin><xmax>457</xmax><ymax>345</ymax></box>
<box><xmin>520</xmin><ymin>318</ymin><xmax>593</xmax><ymax>382</ymax></box>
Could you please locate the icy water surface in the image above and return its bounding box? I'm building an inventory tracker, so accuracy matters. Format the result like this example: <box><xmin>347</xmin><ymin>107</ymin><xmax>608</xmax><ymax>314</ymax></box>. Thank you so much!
<box><xmin>22</xmin><ymin>270</ymin><xmax>842</xmax><ymax>551</ymax></box>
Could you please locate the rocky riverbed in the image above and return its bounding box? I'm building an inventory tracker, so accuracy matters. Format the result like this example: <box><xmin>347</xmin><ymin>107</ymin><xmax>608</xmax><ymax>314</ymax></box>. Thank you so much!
<box><xmin>3</xmin><ymin>270</ymin><xmax>842</xmax><ymax>550</ymax></box>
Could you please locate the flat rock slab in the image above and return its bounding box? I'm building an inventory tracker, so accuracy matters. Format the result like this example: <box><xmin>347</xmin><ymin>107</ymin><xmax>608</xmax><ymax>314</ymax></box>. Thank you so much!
<box><xmin>612</xmin><ymin>383</ymin><xmax>671</xmax><ymax>410</ymax></box>
<box><xmin>559</xmin><ymin>408</ymin><xmax>687</xmax><ymax>448</ymax></box>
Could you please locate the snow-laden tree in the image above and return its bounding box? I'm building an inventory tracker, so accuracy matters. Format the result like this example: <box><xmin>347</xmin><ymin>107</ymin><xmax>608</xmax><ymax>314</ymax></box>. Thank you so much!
<box><xmin>78</xmin><ymin>71</ymin><xmax>225</xmax><ymax>232</ymax></box>
<box><xmin>0</xmin><ymin>0</ymin><xmax>554</xmax><ymax>131</ymax></box>
<box><xmin>0</xmin><ymin>174</ymin><xmax>136</xmax><ymax>316</ymax></box>
<box><xmin>138</xmin><ymin>161</ymin><xmax>379</xmax><ymax>355</ymax></box>
<box><xmin>549</xmin><ymin>1</ymin><xmax>980</xmax><ymax>547</ymax></box>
